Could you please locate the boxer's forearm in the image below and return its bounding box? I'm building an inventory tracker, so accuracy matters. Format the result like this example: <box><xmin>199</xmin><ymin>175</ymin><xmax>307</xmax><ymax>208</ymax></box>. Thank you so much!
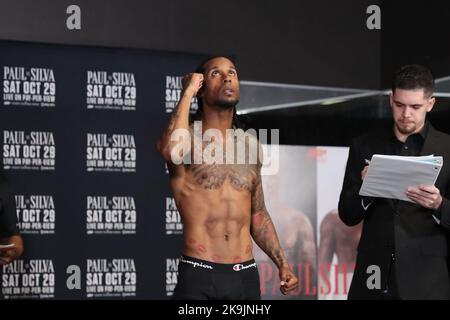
<box><xmin>251</xmin><ymin>213</ymin><xmax>289</xmax><ymax>268</ymax></box>
<box><xmin>157</xmin><ymin>89</ymin><xmax>193</xmax><ymax>162</ymax></box>
<box><xmin>250</xmin><ymin>175</ymin><xmax>289</xmax><ymax>268</ymax></box>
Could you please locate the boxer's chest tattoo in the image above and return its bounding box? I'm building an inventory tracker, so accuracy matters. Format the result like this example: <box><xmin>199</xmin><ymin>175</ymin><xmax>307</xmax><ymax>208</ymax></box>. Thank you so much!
<box><xmin>189</xmin><ymin>164</ymin><xmax>257</xmax><ymax>191</ymax></box>
<box><xmin>186</xmin><ymin>132</ymin><xmax>260</xmax><ymax>191</ymax></box>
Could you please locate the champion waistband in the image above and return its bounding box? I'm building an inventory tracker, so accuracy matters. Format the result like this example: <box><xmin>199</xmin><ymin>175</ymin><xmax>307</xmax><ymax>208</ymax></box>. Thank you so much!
<box><xmin>180</xmin><ymin>255</ymin><xmax>257</xmax><ymax>272</ymax></box>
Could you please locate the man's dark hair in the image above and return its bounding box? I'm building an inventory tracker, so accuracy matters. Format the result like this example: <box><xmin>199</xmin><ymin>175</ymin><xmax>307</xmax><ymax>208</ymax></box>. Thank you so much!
<box><xmin>392</xmin><ymin>64</ymin><xmax>435</xmax><ymax>98</ymax></box>
<box><xmin>191</xmin><ymin>55</ymin><xmax>243</xmax><ymax>129</ymax></box>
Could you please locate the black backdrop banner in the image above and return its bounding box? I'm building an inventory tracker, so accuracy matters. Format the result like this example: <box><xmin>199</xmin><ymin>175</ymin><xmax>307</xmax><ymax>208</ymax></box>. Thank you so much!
<box><xmin>0</xmin><ymin>40</ymin><xmax>204</xmax><ymax>299</ymax></box>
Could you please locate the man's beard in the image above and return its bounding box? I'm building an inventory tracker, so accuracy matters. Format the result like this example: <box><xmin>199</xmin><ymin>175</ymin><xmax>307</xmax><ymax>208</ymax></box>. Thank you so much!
<box><xmin>215</xmin><ymin>98</ymin><xmax>239</xmax><ymax>110</ymax></box>
<box><xmin>396</xmin><ymin>122</ymin><xmax>417</xmax><ymax>135</ymax></box>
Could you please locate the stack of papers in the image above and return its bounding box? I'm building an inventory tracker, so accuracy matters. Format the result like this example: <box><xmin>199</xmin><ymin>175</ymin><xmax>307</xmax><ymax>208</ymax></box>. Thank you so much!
<box><xmin>359</xmin><ymin>154</ymin><xmax>443</xmax><ymax>202</ymax></box>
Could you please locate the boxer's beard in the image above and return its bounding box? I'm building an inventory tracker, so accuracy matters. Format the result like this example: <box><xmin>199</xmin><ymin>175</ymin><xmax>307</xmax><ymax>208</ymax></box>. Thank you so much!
<box><xmin>215</xmin><ymin>98</ymin><xmax>239</xmax><ymax>110</ymax></box>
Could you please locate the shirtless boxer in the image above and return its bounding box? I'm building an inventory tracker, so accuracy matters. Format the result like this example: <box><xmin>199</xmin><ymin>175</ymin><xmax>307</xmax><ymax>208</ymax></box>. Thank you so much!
<box><xmin>157</xmin><ymin>56</ymin><xmax>298</xmax><ymax>299</ymax></box>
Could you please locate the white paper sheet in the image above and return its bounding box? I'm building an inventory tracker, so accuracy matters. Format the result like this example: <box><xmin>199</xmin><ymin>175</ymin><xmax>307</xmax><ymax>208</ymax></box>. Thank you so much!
<box><xmin>359</xmin><ymin>154</ymin><xmax>443</xmax><ymax>202</ymax></box>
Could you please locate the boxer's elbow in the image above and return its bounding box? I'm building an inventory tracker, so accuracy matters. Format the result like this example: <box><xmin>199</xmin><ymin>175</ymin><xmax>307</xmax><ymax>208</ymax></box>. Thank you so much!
<box><xmin>156</xmin><ymin>139</ymin><xmax>170</xmax><ymax>162</ymax></box>
<box><xmin>157</xmin><ymin>139</ymin><xmax>190</xmax><ymax>164</ymax></box>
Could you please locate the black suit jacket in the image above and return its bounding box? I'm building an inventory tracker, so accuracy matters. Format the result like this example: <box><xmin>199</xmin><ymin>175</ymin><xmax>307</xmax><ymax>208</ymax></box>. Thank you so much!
<box><xmin>338</xmin><ymin>124</ymin><xmax>450</xmax><ymax>300</ymax></box>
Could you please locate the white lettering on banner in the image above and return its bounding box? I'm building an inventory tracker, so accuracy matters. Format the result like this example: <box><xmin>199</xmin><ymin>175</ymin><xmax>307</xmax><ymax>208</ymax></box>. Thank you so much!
<box><xmin>3</xmin><ymin>130</ymin><xmax>56</xmax><ymax>171</ymax></box>
<box><xmin>1</xmin><ymin>259</ymin><xmax>55</xmax><ymax>299</ymax></box>
<box><xmin>86</xmin><ymin>133</ymin><xmax>136</xmax><ymax>172</ymax></box>
<box><xmin>86</xmin><ymin>259</ymin><xmax>137</xmax><ymax>298</ymax></box>
<box><xmin>15</xmin><ymin>195</ymin><xmax>56</xmax><ymax>234</ymax></box>
<box><xmin>86</xmin><ymin>196</ymin><xmax>137</xmax><ymax>235</ymax></box>
<box><xmin>165</xmin><ymin>197</ymin><xmax>182</xmax><ymax>235</ymax></box>
<box><xmin>2</xmin><ymin>66</ymin><xmax>56</xmax><ymax>107</ymax></box>
<box><xmin>165</xmin><ymin>258</ymin><xmax>179</xmax><ymax>296</ymax></box>
<box><xmin>86</xmin><ymin>70</ymin><xmax>136</xmax><ymax>110</ymax></box>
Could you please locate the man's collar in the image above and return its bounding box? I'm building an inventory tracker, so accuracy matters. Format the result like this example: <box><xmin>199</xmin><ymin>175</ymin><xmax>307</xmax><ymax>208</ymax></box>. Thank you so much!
<box><xmin>418</xmin><ymin>121</ymin><xmax>430</xmax><ymax>140</ymax></box>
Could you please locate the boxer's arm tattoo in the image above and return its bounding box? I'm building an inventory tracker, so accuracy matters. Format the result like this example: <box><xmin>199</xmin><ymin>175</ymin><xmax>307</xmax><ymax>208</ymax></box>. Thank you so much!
<box><xmin>250</xmin><ymin>171</ymin><xmax>288</xmax><ymax>268</ymax></box>
<box><xmin>163</xmin><ymin>111</ymin><xmax>179</xmax><ymax>139</ymax></box>
<box><xmin>158</xmin><ymin>91</ymin><xmax>192</xmax><ymax>161</ymax></box>
<box><xmin>163</xmin><ymin>89</ymin><xmax>193</xmax><ymax>138</ymax></box>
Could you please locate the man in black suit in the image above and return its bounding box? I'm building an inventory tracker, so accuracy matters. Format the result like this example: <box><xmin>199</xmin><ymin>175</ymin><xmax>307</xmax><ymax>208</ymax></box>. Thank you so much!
<box><xmin>339</xmin><ymin>64</ymin><xmax>450</xmax><ymax>300</ymax></box>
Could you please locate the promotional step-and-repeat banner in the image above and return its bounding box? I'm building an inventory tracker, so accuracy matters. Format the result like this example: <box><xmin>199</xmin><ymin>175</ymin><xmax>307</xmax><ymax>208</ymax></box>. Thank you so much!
<box><xmin>0</xmin><ymin>40</ymin><xmax>202</xmax><ymax>299</ymax></box>
<box><xmin>1</xmin><ymin>41</ymin><xmax>361</xmax><ymax>300</ymax></box>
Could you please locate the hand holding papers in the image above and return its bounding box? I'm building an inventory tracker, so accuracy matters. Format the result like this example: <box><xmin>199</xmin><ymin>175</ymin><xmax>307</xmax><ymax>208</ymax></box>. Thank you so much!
<box><xmin>359</xmin><ymin>154</ymin><xmax>443</xmax><ymax>202</ymax></box>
